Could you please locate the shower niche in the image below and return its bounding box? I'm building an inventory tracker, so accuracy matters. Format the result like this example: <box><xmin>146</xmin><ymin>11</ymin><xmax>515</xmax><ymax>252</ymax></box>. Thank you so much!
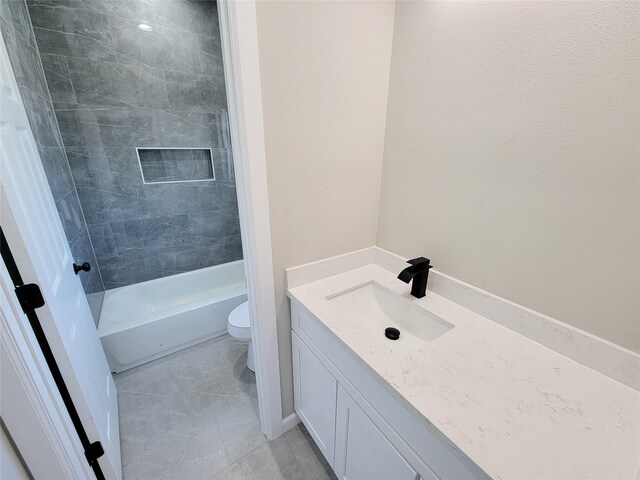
<box><xmin>137</xmin><ymin>148</ymin><xmax>216</xmax><ymax>184</ymax></box>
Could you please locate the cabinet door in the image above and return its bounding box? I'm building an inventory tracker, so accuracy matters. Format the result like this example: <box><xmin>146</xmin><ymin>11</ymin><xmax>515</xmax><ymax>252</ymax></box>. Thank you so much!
<box><xmin>292</xmin><ymin>332</ymin><xmax>337</xmax><ymax>466</ymax></box>
<box><xmin>335</xmin><ymin>386</ymin><xmax>421</xmax><ymax>480</ymax></box>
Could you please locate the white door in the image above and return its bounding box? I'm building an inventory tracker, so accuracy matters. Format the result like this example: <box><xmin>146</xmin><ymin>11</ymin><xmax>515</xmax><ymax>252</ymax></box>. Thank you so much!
<box><xmin>1</xmin><ymin>260</ymin><xmax>93</xmax><ymax>479</ymax></box>
<box><xmin>0</xmin><ymin>35</ymin><xmax>121</xmax><ymax>480</ymax></box>
<box><xmin>292</xmin><ymin>331</ymin><xmax>337</xmax><ymax>466</ymax></box>
<box><xmin>334</xmin><ymin>386</ymin><xmax>420</xmax><ymax>480</ymax></box>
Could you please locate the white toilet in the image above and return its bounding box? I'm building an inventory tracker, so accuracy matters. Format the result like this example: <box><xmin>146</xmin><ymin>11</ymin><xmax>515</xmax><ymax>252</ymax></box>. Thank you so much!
<box><xmin>227</xmin><ymin>301</ymin><xmax>254</xmax><ymax>372</ymax></box>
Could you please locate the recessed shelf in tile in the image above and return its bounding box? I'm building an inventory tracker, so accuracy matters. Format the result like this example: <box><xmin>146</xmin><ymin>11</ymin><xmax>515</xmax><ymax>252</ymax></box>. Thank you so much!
<box><xmin>137</xmin><ymin>147</ymin><xmax>215</xmax><ymax>184</ymax></box>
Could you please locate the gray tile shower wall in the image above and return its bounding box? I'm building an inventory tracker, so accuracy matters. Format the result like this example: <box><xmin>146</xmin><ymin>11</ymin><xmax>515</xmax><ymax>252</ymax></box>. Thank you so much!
<box><xmin>26</xmin><ymin>0</ymin><xmax>241</xmax><ymax>289</ymax></box>
<box><xmin>0</xmin><ymin>0</ymin><xmax>105</xmax><ymax>323</ymax></box>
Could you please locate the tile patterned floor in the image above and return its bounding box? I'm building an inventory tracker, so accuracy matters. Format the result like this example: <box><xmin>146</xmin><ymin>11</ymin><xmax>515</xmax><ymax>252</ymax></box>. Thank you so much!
<box><xmin>115</xmin><ymin>335</ymin><xmax>337</xmax><ymax>480</ymax></box>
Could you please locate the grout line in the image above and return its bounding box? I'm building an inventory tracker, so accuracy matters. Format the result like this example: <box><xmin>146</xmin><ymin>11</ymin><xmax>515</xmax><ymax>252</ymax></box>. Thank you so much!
<box><xmin>115</xmin><ymin>388</ymin><xmax>171</xmax><ymax>398</ymax></box>
<box><xmin>32</xmin><ymin>26</ymin><xmax>113</xmax><ymax>46</ymax></box>
<box><xmin>214</xmin><ymin>416</ymin><xmax>231</xmax><ymax>465</ymax></box>
<box><xmin>213</xmin><ymin>438</ymin><xmax>268</xmax><ymax>478</ymax></box>
<box><xmin>185</xmin><ymin>391</ymin><xmax>252</xmax><ymax>400</ymax></box>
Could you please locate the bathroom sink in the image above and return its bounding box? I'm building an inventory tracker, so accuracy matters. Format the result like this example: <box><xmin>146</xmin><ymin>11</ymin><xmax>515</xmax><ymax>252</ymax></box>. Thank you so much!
<box><xmin>325</xmin><ymin>281</ymin><xmax>453</xmax><ymax>344</ymax></box>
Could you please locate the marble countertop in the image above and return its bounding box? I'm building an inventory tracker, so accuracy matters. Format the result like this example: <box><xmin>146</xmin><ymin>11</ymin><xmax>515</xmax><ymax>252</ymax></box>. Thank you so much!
<box><xmin>287</xmin><ymin>264</ymin><xmax>640</xmax><ymax>480</ymax></box>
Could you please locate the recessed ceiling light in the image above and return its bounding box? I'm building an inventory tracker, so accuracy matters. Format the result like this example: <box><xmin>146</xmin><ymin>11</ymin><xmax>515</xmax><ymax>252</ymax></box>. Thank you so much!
<box><xmin>138</xmin><ymin>22</ymin><xmax>152</xmax><ymax>32</ymax></box>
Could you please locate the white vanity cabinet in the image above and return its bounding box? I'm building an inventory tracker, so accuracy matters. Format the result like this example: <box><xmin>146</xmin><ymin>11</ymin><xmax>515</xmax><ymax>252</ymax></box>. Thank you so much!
<box><xmin>292</xmin><ymin>332</ymin><xmax>432</xmax><ymax>480</ymax></box>
<box><xmin>335</xmin><ymin>385</ymin><xmax>425</xmax><ymax>480</ymax></box>
<box><xmin>290</xmin><ymin>299</ymin><xmax>485</xmax><ymax>480</ymax></box>
<box><xmin>292</xmin><ymin>331</ymin><xmax>337</xmax><ymax>465</ymax></box>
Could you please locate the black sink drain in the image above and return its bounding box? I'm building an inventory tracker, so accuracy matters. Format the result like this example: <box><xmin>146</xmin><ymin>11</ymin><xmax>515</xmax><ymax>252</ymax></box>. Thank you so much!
<box><xmin>385</xmin><ymin>327</ymin><xmax>400</xmax><ymax>340</ymax></box>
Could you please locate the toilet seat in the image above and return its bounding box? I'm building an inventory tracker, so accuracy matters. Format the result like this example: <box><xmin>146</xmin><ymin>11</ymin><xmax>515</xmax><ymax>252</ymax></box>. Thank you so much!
<box><xmin>228</xmin><ymin>301</ymin><xmax>251</xmax><ymax>340</ymax></box>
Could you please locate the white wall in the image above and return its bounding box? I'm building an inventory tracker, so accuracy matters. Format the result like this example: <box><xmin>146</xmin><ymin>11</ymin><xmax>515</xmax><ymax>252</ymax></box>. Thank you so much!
<box><xmin>378</xmin><ymin>1</ymin><xmax>640</xmax><ymax>352</ymax></box>
<box><xmin>255</xmin><ymin>0</ymin><xmax>396</xmax><ymax>416</ymax></box>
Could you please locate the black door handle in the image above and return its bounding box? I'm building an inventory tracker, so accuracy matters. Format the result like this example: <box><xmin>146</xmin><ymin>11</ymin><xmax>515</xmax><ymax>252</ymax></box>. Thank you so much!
<box><xmin>73</xmin><ymin>262</ymin><xmax>91</xmax><ymax>275</ymax></box>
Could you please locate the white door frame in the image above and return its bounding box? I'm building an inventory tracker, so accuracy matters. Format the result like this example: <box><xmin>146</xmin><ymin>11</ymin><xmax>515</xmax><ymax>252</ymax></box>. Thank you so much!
<box><xmin>218</xmin><ymin>0</ymin><xmax>290</xmax><ymax>440</ymax></box>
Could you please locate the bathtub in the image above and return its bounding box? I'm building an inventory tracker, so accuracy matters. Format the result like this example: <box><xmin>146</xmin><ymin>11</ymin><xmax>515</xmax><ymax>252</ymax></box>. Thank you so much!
<box><xmin>98</xmin><ymin>261</ymin><xmax>247</xmax><ymax>373</ymax></box>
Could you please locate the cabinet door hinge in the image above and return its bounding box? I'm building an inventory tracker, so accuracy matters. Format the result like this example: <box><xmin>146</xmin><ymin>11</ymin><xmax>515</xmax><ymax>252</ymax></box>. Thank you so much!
<box><xmin>84</xmin><ymin>441</ymin><xmax>105</xmax><ymax>466</ymax></box>
<box><xmin>14</xmin><ymin>283</ymin><xmax>45</xmax><ymax>313</ymax></box>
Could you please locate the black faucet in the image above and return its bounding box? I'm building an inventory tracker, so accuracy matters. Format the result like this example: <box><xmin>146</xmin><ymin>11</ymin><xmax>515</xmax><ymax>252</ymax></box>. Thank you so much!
<box><xmin>398</xmin><ymin>257</ymin><xmax>433</xmax><ymax>299</ymax></box>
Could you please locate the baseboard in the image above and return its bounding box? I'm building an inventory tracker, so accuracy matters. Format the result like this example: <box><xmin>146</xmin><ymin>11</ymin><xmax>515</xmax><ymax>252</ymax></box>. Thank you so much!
<box><xmin>282</xmin><ymin>412</ymin><xmax>300</xmax><ymax>434</ymax></box>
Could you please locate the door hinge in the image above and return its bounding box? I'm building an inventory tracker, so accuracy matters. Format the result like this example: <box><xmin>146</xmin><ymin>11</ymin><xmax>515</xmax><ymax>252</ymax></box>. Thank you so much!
<box><xmin>14</xmin><ymin>283</ymin><xmax>45</xmax><ymax>313</ymax></box>
<box><xmin>84</xmin><ymin>441</ymin><xmax>105</xmax><ymax>466</ymax></box>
